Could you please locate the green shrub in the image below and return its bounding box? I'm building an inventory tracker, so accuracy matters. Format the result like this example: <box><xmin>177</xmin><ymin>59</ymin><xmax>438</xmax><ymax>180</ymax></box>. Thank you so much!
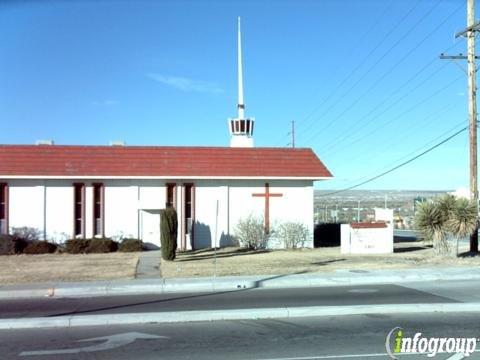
<box><xmin>87</xmin><ymin>238</ymin><xmax>118</xmax><ymax>253</ymax></box>
<box><xmin>118</xmin><ymin>238</ymin><xmax>144</xmax><ymax>252</ymax></box>
<box><xmin>24</xmin><ymin>241</ymin><xmax>58</xmax><ymax>254</ymax></box>
<box><xmin>65</xmin><ymin>239</ymin><xmax>90</xmax><ymax>254</ymax></box>
<box><xmin>65</xmin><ymin>238</ymin><xmax>118</xmax><ymax>254</ymax></box>
<box><xmin>234</xmin><ymin>215</ymin><xmax>270</xmax><ymax>250</ymax></box>
<box><xmin>0</xmin><ymin>234</ymin><xmax>29</xmax><ymax>255</ymax></box>
<box><xmin>161</xmin><ymin>207</ymin><xmax>178</xmax><ymax>261</ymax></box>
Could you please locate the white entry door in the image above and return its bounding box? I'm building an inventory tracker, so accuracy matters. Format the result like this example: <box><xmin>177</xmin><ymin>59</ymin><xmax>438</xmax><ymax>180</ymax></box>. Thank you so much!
<box><xmin>141</xmin><ymin>210</ymin><xmax>161</xmax><ymax>248</ymax></box>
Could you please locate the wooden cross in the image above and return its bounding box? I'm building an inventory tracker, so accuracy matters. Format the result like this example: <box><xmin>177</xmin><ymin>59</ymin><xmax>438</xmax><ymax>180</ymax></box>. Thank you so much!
<box><xmin>252</xmin><ymin>183</ymin><xmax>283</xmax><ymax>234</ymax></box>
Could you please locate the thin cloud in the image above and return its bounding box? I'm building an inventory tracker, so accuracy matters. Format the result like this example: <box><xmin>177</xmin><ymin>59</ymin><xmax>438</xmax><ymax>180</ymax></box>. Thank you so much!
<box><xmin>147</xmin><ymin>73</ymin><xmax>223</xmax><ymax>94</ymax></box>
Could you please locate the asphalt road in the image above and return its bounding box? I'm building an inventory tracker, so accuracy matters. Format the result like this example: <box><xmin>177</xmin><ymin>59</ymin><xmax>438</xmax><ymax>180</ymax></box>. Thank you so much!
<box><xmin>0</xmin><ymin>282</ymin><xmax>464</xmax><ymax>319</ymax></box>
<box><xmin>1</xmin><ymin>312</ymin><xmax>479</xmax><ymax>359</ymax></box>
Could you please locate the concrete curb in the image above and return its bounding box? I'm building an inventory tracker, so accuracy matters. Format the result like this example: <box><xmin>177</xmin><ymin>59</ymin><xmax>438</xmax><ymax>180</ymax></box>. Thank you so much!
<box><xmin>1</xmin><ymin>303</ymin><xmax>480</xmax><ymax>329</ymax></box>
<box><xmin>2</xmin><ymin>267</ymin><xmax>480</xmax><ymax>299</ymax></box>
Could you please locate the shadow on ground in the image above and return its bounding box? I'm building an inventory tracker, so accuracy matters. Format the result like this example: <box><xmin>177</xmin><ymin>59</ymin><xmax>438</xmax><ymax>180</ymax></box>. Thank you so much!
<box><xmin>175</xmin><ymin>248</ymin><xmax>270</xmax><ymax>262</ymax></box>
<box><xmin>394</xmin><ymin>245</ymin><xmax>432</xmax><ymax>253</ymax></box>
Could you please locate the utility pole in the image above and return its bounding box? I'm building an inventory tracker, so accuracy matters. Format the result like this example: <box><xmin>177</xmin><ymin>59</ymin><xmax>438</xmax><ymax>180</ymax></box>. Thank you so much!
<box><xmin>468</xmin><ymin>0</ymin><xmax>479</xmax><ymax>253</ymax></box>
<box><xmin>440</xmin><ymin>0</ymin><xmax>479</xmax><ymax>252</ymax></box>
<box><xmin>357</xmin><ymin>200</ymin><xmax>361</xmax><ymax>222</ymax></box>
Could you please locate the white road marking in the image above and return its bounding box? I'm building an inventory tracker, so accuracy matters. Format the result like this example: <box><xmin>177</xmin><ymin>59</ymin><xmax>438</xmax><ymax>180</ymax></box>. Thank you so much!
<box><xmin>445</xmin><ymin>353</ymin><xmax>466</xmax><ymax>360</ymax></box>
<box><xmin>19</xmin><ymin>332</ymin><xmax>167</xmax><ymax>356</ymax></box>
<box><xmin>347</xmin><ymin>289</ymin><xmax>379</xmax><ymax>294</ymax></box>
<box><xmin>256</xmin><ymin>349</ymin><xmax>478</xmax><ymax>360</ymax></box>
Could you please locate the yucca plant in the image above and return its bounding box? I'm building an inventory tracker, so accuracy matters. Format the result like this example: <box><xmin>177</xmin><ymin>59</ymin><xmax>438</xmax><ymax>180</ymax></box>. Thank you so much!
<box><xmin>415</xmin><ymin>195</ymin><xmax>478</xmax><ymax>257</ymax></box>
<box><xmin>415</xmin><ymin>200</ymin><xmax>449</xmax><ymax>256</ymax></box>
<box><xmin>446</xmin><ymin>198</ymin><xmax>478</xmax><ymax>256</ymax></box>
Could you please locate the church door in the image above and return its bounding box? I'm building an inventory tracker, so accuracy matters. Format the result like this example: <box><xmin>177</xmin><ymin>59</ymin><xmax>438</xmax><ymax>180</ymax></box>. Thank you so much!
<box><xmin>141</xmin><ymin>210</ymin><xmax>161</xmax><ymax>249</ymax></box>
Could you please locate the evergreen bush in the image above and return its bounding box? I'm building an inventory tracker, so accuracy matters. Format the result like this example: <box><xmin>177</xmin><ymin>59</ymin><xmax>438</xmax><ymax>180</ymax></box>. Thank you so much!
<box><xmin>24</xmin><ymin>241</ymin><xmax>58</xmax><ymax>254</ymax></box>
<box><xmin>118</xmin><ymin>238</ymin><xmax>144</xmax><ymax>252</ymax></box>
<box><xmin>160</xmin><ymin>207</ymin><xmax>178</xmax><ymax>261</ymax></box>
<box><xmin>87</xmin><ymin>238</ymin><xmax>118</xmax><ymax>253</ymax></box>
<box><xmin>65</xmin><ymin>239</ymin><xmax>90</xmax><ymax>254</ymax></box>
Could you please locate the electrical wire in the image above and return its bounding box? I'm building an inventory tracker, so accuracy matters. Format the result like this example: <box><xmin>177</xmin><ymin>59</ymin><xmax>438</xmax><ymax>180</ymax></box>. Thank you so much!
<box><xmin>318</xmin><ymin>126</ymin><xmax>467</xmax><ymax>197</ymax></box>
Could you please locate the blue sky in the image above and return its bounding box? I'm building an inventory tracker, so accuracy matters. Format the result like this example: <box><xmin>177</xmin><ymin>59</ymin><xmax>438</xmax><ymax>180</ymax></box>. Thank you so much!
<box><xmin>0</xmin><ymin>0</ymin><xmax>473</xmax><ymax>190</ymax></box>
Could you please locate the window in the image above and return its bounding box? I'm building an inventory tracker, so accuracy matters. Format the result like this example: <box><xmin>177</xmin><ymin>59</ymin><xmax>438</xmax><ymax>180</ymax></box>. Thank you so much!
<box><xmin>166</xmin><ymin>183</ymin><xmax>176</xmax><ymax>208</ymax></box>
<box><xmin>240</xmin><ymin>119</ymin><xmax>245</xmax><ymax>132</ymax></box>
<box><xmin>74</xmin><ymin>183</ymin><xmax>85</xmax><ymax>237</ymax></box>
<box><xmin>93</xmin><ymin>183</ymin><xmax>104</xmax><ymax>237</ymax></box>
<box><xmin>0</xmin><ymin>183</ymin><xmax>8</xmax><ymax>235</ymax></box>
<box><xmin>184</xmin><ymin>184</ymin><xmax>193</xmax><ymax>235</ymax></box>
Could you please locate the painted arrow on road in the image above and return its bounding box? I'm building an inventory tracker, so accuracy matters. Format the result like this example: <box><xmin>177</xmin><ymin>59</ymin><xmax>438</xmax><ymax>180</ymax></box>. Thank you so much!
<box><xmin>20</xmin><ymin>332</ymin><xmax>168</xmax><ymax>356</ymax></box>
<box><xmin>446</xmin><ymin>353</ymin><xmax>466</xmax><ymax>360</ymax></box>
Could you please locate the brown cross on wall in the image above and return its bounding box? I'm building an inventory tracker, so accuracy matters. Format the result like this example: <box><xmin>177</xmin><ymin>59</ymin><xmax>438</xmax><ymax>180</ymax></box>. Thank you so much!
<box><xmin>252</xmin><ymin>183</ymin><xmax>283</xmax><ymax>234</ymax></box>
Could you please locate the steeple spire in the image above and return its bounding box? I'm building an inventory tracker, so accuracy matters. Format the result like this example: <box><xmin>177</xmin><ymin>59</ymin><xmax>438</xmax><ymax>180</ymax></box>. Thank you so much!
<box><xmin>237</xmin><ymin>17</ymin><xmax>245</xmax><ymax>120</ymax></box>
<box><xmin>228</xmin><ymin>16</ymin><xmax>254</xmax><ymax>148</ymax></box>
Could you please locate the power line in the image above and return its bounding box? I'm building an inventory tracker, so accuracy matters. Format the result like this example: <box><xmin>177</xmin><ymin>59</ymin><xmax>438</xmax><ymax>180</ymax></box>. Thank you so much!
<box><xmin>324</xmin><ymin>102</ymin><xmax>465</xmax><ymax>185</ymax></box>
<box><xmin>298</xmin><ymin>0</ymin><xmax>446</xmax><ymax>142</ymax></box>
<box><xmin>304</xmin><ymin>1</ymin><xmax>464</xmax><ymax>148</ymax></box>
<box><xmin>314</xmin><ymin>59</ymin><xmax>450</xmax><ymax>154</ymax></box>
<box><xmin>331</xmin><ymin>116</ymin><xmax>467</xmax><ymax>188</ymax></box>
<box><xmin>319</xmin><ymin>126</ymin><xmax>467</xmax><ymax>197</ymax></box>
<box><xmin>274</xmin><ymin>0</ymin><xmax>421</xmax><ymax>145</ymax></box>
<box><xmin>320</xmin><ymin>73</ymin><xmax>464</xmax><ymax>158</ymax></box>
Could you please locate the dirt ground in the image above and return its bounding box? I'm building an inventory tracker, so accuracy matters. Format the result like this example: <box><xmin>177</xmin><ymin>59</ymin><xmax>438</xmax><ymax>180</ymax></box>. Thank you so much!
<box><xmin>160</xmin><ymin>240</ymin><xmax>480</xmax><ymax>278</ymax></box>
<box><xmin>0</xmin><ymin>252</ymin><xmax>140</xmax><ymax>285</ymax></box>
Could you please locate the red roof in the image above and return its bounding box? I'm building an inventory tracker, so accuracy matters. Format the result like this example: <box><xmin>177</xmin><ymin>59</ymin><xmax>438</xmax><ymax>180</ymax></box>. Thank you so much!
<box><xmin>0</xmin><ymin>145</ymin><xmax>332</xmax><ymax>179</ymax></box>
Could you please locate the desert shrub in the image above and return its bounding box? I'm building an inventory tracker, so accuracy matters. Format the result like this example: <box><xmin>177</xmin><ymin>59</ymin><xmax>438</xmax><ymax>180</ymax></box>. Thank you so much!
<box><xmin>277</xmin><ymin>222</ymin><xmax>310</xmax><ymax>249</ymax></box>
<box><xmin>119</xmin><ymin>238</ymin><xmax>144</xmax><ymax>252</ymax></box>
<box><xmin>65</xmin><ymin>238</ymin><xmax>91</xmax><ymax>254</ymax></box>
<box><xmin>24</xmin><ymin>241</ymin><xmax>58</xmax><ymax>254</ymax></box>
<box><xmin>87</xmin><ymin>238</ymin><xmax>118</xmax><ymax>253</ymax></box>
<box><xmin>234</xmin><ymin>215</ymin><xmax>270</xmax><ymax>250</ymax></box>
<box><xmin>161</xmin><ymin>207</ymin><xmax>178</xmax><ymax>261</ymax></box>
<box><xmin>0</xmin><ymin>234</ymin><xmax>29</xmax><ymax>255</ymax></box>
<box><xmin>11</xmin><ymin>227</ymin><xmax>42</xmax><ymax>242</ymax></box>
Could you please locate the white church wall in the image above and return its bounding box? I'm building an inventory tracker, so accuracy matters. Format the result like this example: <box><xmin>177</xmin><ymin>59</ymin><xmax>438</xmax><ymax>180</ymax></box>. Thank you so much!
<box><xmin>104</xmin><ymin>180</ymin><xmax>141</xmax><ymax>241</ymax></box>
<box><xmin>227</xmin><ymin>180</ymin><xmax>314</xmax><ymax>249</ymax></box>
<box><xmin>138</xmin><ymin>181</ymin><xmax>166</xmax><ymax>210</ymax></box>
<box><xmin>4</xmin><ymin>178</ymin><xmax>316</xmax><ymax>250</ymax></box>
<box><xmin>45</xmin><ymin>181</ymin><xmax>74</xmax><ymax>242</ymax></box>
<box><xmin>85</xmin><ymin>185</ymin><xmax>93</xmax><ymax>238</ymax></box>
<box><xmin>193</xmin><ymin>182</ymin><xmax>230</xmax><ymax>249</ymax></box>
<box><xmin>8</xmin><ymin>180</ymin><xmax>44</xmax><ymax>235</ymax></box>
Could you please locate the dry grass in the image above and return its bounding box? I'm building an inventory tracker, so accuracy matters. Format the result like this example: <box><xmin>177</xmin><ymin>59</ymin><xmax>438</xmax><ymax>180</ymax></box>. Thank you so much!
<box><xmin>0</xmin><ymin>252</ymin><xmax>140</xmax><ymax>285</ymax></box>
<box><xmin>160</xmin><ymin>241</ymin><xmax>480</xmax><ymax>278</ymax></box>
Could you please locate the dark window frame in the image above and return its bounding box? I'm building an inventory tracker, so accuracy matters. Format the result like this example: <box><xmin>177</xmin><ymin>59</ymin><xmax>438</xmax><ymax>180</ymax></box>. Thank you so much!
<box><xmin>92</xmin><ymin>183</ymin><xmax>104</xmax><ymax>237</ymax></box>
<box><xmin>0</xmin><ymin>183</ymin><xmax>8</xmax><ymax>235</ymax></box>
<box><xmin>73</xmin><ymin>183</ymin><xmax>85</xmax><ymax>238</ymax></box>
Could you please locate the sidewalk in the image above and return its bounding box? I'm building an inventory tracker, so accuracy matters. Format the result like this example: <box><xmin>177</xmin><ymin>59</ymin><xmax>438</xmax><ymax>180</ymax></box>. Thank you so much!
<box><xmin>135</xmin><ymin>250</ymin><xmax>161</xmax><ymax>279</ymax></box>
<box><xmin>1</xmin><ymin>266</ymin><xmax>479</xmax><ymax>300</ymax></box>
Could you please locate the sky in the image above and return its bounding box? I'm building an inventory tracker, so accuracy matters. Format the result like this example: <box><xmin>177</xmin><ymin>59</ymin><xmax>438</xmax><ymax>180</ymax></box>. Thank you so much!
<box><xmin>0</xmin><ymin>0</ymin><xmax>474</xmax><ymax>191</ymax></box>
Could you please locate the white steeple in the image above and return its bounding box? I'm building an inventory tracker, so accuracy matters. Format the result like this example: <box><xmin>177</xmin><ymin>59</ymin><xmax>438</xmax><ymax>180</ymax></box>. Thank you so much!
<box><xmin>229</xmin><ymin>16</ymin><xmax>254</xmax><ymax>148</ymax></box>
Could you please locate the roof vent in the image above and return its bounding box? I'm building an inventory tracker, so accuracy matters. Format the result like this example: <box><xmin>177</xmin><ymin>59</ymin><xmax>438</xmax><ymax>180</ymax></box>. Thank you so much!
<box><xmin>35</xmin><ymin>140</ymin><xmax>54</xmax><ymax>145</ymax></box>
<box><xmin>109</xmin><ymin>140</ymin><xmax>126</xmax><ymax>146</ymax></box>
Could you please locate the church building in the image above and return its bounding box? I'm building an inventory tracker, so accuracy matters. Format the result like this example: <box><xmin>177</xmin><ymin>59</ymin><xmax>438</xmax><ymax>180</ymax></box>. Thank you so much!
<box><xmin>0</xmin><ymin>18</ymin><xmax>332</xmax><ymax>249</ymax></box>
